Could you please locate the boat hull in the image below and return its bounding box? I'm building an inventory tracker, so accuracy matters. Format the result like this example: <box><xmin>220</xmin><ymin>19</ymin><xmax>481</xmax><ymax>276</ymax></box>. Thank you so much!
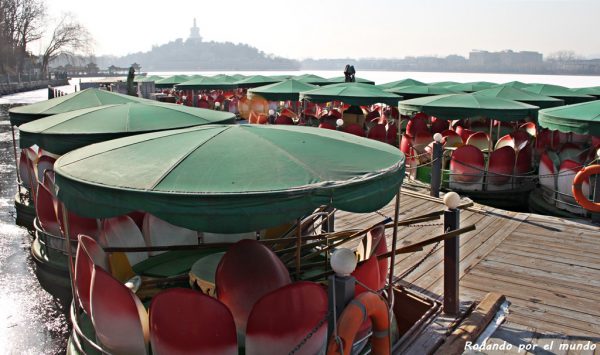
<box><xmin>30</xmin><ymin>227</ymin><xmax>72</xmax><ymax>302</ymax></box>
<box><xmin>528</xmin><ymin>188</ymin><xmax>591</xmax><ymax>220</ymax></box>
<box><xmin>14</xmin><ymin>191</ymin><xmax>35</xmax><ymax>231</ymax></box>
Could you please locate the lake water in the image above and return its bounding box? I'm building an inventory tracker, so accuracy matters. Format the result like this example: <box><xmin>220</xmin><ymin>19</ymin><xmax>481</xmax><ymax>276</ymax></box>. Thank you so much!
<box><xmin>0</xmin><ymin>70</ymin><xmax>599</xmax><ymax>354</ymax></box>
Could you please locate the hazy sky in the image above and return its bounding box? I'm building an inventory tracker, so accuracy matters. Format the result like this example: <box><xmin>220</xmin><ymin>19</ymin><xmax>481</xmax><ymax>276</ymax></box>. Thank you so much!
<box><xmin>37</xmin><ymin>0</ymin><xmax>600</xmax><ymax>59</ymax></box>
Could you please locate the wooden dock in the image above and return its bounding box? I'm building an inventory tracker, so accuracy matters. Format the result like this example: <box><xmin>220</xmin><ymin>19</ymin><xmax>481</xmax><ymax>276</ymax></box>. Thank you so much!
<box><xmin>335</xmin><ymin>183</ymin><xmax>600</xmax><ymax>354</ymax></box>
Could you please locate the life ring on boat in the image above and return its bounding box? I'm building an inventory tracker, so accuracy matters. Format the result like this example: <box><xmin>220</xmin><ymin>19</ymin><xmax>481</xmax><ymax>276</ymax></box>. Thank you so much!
<box><xmin>327</xmin><ymin>291</ymin><xmax>391</xmax><ymax>355</ymax></box>
<box><xmin>572</xmin><ymin>164</ymin><xmax>600</xmax><ymax>212</ymax></box>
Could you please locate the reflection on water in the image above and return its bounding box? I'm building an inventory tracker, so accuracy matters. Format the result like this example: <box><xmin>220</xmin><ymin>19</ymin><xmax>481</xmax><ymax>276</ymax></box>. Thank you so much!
<box><xmin>0</xmin><ymin>104</ymin><xmax>68</xmax><ymax>354</ymax></box>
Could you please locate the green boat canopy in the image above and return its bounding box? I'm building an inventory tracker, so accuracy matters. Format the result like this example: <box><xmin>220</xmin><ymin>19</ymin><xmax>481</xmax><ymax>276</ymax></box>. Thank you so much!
<box><xmin>18</xmin><ymin>102</ymin><xmax>236</xmax><ymax>155</ymax></box>
<box><xmin>134</xmin><ymin>75</ymin><xmax>164</xmax><ymax>83</ymax></box>
<box><xmin>9</xmin><ymin>88</ymin><xmax>148</xmax><ymax>126</ymax></box>
<box><xmin>247</xmin><ymin>79</ymin><xmax>318</xmax><ymax>101</ymax></box>
<box><xmin>155</xmin><ymin>75</ymin><xmax>190</xmax><ymax>88</ymax></box>
<box><xmin>54</xmin><ymin>124</ymin><xmax>405</xmax><ymax>233</ymax></box>
<box><xmin>294</xmin><ymin>74</ymin><xmax>331</xmax><ymax>85</ymax></box>
<box><xmin>428</xmin><ymin>81</ymin><xmax>460</xmax><ymax>87</ymax></box>
<box><xmin>538</xmin><ymin>100</ymin><xmax>600</xmax><ymax>136</ymax></box>
<box><xmin>385</xmin><ymin>85</ymin><xmax>460</xmax><ymax>100</ymax></box>
<box><xmin>522</xmin><ymin>84</ymin><xmax>595</xmax><ymax>104</ymax></box>
<box><xmin>234</xmin><ymin>75</ymin><xmax>281</xmax><ymax>88</ymax></box>
<box><xmin>229</xmin><ymin>74</ymin><xmax>247</xmax><ymax>80</ymax></box>
<box><xmin>175</xmin><ymin>76</ymin><xmax>238</xmax><ymax>90</ymax></box>
<box><xmin>473</xmin><ymin>86</ymin><xmax>564</xmax><ymax>109</ymax></box>
<box><xmin>327</xmin><ymin>77</ymin><xmax>375</xmax><ymax>85</ymax></box>
<box><xmin>498</xmin><ymin>81</ymin><xmax>530</xmax><ymax>89</ymax></box>
<box><xmin>571</xmin><ymin>86</ymin><xmax>600</xmax><ymax>98</ymax></box>
<box><xmin>398</xmin><ymin>94</ymin><xmax>539</xmax><ymax>121</ymax></box>
<box><xmin>300</xmin><ymin>82</ymin><xmax>401</xmax><ymax>106</ymax></box>
<box><xmin>447</xmin><ymin>81</ymin><xmax>497</xmax><ymax>93</ymax></box>
<box><xmin>376</xmin><ymin>78</ymin><xmax>426</xmax><ymax>90</ymax></box>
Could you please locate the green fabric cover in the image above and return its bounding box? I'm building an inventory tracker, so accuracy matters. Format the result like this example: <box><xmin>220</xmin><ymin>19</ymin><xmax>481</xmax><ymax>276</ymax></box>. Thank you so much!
<box><xmin>377</xmin><ymin>78</ymin><xmax>426</xmax><ymax>90</ymax></box>
<box><xmin>428</xmin><ymin>81</ymin><xmax>460</xmax><ymax>87</ymax></box>
<box><xmin>300</xmin><ymin>82</ymin><xmax>401</xmax><ymax>106</ymax></box>
<box><xmin>247</xmin><ymin>79</ymin><xmax>318</xmax><ymax>101</ymax></box>
<box><xmin>386</xmin><ymin>85</ymin><xmax>460</xmax><ymax>99</ymax></box>
<box><xmin>234</xmin><ymin>75</ymin><xmax>281</xmax><ymax>88</ymax></box>
<box><xmin>447</xmin><ymin>81</ymin><xmax>497</xmax><ymax>92</ymax></box>
<box><xmin>499</xmin><ymin>81</ymin><xmax>530</xmax><ymax>89</ymax></box>
<box><xmin>537</xmin><ymin>100</ymin><xmax>600</xmax><ymax>136</ymax></box>
<box><xmin>18</xmin><ymin>102</ymin><xmax>236</xmax><ymax>154</ymax></box>
<box><xmin>175</xmin><ymin>76</ymin><xmax>238</xmax><ymax>90</ymax></box>
<box><xmin>571</xmin><ymin>86</ymin><xmax>600</xmax><ymax>97</ymax></box>
<box><xmin>134</xmin><ymin>75</ymin><xmax>164</xmax><ymax>83</ymax></box>
<box><xmin>294</xmin><ymin>74</ymin><xmax>331</xmax><ymax>85</ymax></box>
<box><xmin>522</xmin><ymin>84</ymin><xmax>595</xmax><ymax>104</ymax></box>
<box><xmin>398</xmin><ymin>93</ymin><xmax>539</xmax><ymax>121</ymax></box>
<box><xmin>54</xmin><ymin>124</ymin><xmax>405</xmax><ymax>233</ymax></box>
<box><xmin>473</xmin><ymin>86</ymin><xmax>564</xmax><ymax>109</ymax></box>
<box><xmin>327</xmin><ymin>77</ymin><xmax>376</xmax><ymax>85</ymax></box>
<box><xmin>9</xmin><ymin>88</ymin><xmax>148</xmax><ymax>126</ymax></box>
<box><xmin>154</xmin><ymin>75</ymin><xmax>190</xmax><ymax>88</ymax></box>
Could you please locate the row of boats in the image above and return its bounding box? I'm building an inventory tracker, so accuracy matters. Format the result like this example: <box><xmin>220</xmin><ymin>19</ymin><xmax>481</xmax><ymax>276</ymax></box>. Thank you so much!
<box><xmin>7</xmin><ymin>72</ymin><xmax>600</xmax><ymax>354</ymax></box>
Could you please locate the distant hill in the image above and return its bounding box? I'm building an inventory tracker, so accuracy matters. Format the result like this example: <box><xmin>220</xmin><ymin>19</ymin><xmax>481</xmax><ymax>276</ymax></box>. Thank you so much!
<box><xmin>98</xmin><ymin>38</ymin><xmax>300</xmax><ymax>71</ymax></box>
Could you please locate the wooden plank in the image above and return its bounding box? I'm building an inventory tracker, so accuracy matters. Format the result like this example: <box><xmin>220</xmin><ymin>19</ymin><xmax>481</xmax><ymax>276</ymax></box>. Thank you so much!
<box><xmin>507</xmin><ymin>304</ymin><xmax>600</xmax><ymax>336</ymax></box>
<box><xmin>529</xmin><ymin>331</ymin><xmax>569</xmax><ymax>355</ymax></box>
<box><xmin>435</xmin><ymin>293</ymin><xmax>506</xmax><ymax>355</ymax></box>
<box><xmin>502</xmin><ymin>236</ymin><xmax>600</xmax><ymax>263</ymax></box>
<box><xmin>494</xmin><ymin>244</ymin><xmax>600</xmax><ymax>271</ymax></box>
<box><xmin>512</xmin><ymin>228</ymin><xmax>600</xmax><ymax>247</ymax></box>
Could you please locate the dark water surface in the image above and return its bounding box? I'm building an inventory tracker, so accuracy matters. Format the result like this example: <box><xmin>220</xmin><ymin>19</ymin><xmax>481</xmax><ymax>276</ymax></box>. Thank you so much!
<box><xmin>0</xmin><ymin>104</ymin><xmax>69</xmax><ymax>354</ymax></box>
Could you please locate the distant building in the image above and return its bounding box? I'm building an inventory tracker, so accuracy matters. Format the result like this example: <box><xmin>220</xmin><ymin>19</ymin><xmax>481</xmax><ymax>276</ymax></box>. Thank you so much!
<box><xmin>189</xmin><ymin>18</ymin><xmax>202</xmax><ymax>41</ymax></box>
<box><xmin>469</xmin><ymin>50</ymin><xmax>543</xmax><ymax>68</ymax></box>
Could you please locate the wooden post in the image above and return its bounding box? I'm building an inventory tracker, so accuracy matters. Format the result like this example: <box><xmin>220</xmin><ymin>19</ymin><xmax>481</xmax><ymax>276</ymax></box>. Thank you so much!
<box><xmin>295</xmin><ymin>218</ymin><xmax>302</xmax><ymax>276</ymax></box>
<box><xmin>430</xmin><ymin>140</ymin><xmax>443</xmax><ymax>198</ymax></box>
<box><xmin>48</xmin><ymin>85</ymin><xmax>54</xmax><ymax>99</ymax></box>
<box><xmin>443</xmin><ymin>208</ymin><xmax>460</xmax><ymax>315</ymax></box>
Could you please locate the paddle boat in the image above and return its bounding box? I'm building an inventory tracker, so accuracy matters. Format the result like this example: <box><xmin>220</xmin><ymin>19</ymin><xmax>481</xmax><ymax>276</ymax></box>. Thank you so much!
<box><xmin>15</xmin><ymin>101</ymin><xmax>236</xmax><ymax>300</ymax></box>
<box><xmin>398</xmin><ymin>93</ymin><xmax>540</xmax><ymax>209</ymax></box>
<box><xmin>528</xmin><ymin>100</ymin><xmax>600</xmax><ymax>221</ymax></box>
<box><xmin>8</xmin><ymin>89</ymin><xmax>151</xmax><ymax>231</ymax></box>
<box><xmin>45</xmin><ymin>124</ymin><xmax>450</xmax><ymax>354</ymax></box>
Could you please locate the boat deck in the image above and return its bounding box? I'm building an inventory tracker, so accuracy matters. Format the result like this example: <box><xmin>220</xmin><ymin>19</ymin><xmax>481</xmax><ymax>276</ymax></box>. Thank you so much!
<box><xmin>335</xmin><ymin>184</ymin><xmax>600</xmax><ymax>354</ymax></box>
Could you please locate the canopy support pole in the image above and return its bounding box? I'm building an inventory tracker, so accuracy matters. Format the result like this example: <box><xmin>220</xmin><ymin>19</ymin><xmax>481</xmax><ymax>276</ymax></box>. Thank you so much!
<box><xmin>295</xmin><ymin>217</ymin><xmax>302</xmax><ymax>277</ymax></box>
<box><xmin>11</xmin><ymin>125</ymin><xmax>20</xmax><ymax>182</ymax></box>
<box><xmin>387</xmin><ymin>190</ymin><xmax>401</xmax><ymax>311</ymax></box>
<box><xmin>61</xmin><ymin>202</ymin><xmax>80</xmax><ymax>316</ymax></box>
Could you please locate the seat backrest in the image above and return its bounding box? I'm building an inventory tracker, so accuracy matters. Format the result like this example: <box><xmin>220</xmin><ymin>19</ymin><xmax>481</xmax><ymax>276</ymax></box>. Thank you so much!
<box><xmin>318</xmin><ymin>121</ymin><xmax>336</xmax><ymax>130</ymax></box>
<box><xmin>344</xmin><ymin>123</ymin><xmax>365</xmax><ymax>137</ymax></box>
<box><xmin>142</xmin><ymin>214</ymin><xmax>198</xmax><ymax>256</ymax></box>
<box><xmin>487</xmin><ymin>146</ymin><xmax>516</xmax><ymax>186</ymax></box>
<box><xmin>455</xmin><ymin>126</ymin><xmax>475</xmax><ymax>144</ymax></box>
<box><xmin>441</xmin><ymin>130</ymin><xmax>463</xmax><ymax>148</ymax></box>
<box><xmin>57</xmin><ymin>207</ymin><xmax>99</xmax><ymax>241</ymax></box>
<box><xmin>90</xmin><ymin>265</ymin><xmax>149</xmax><ymax>355</ymax></box>
<box><xmin>559</xmin><ymin>142</ymin><xmax>583</xmax><ymax>163</ymax></box>
<box><xmin>149</xmin><ymin>288</ymin><xmax>237</xmax><ymax>355</ymax></box>
<box><xmin>386</xmin><ymin>124</ymin><xmax>398</xmax><ymax>145</ymax></box>
<box><xmin>367</xmin><ymin>124</ymin><xmax>387</xmax><ymax>142</ymax></box>
<box><xmin>75</xmin><ymin>235</ymin><xmax>108</xmax><ymax>315</ymax></box>
<box><xmin>430</xmin><ymin>117</ymin><xmax>449</xmax><ymax>134</ymax></box>
<box><xmin>449</xmin><ymin>145</ymin><xmax>485</xmax><ymax>185</ymax></box>
<box><xmin>494</xmin><ymin>134</ymin><xmax>515</xmax><ymax>151</ymax></box>
<box><xmin>99</xmin><ymin>216</ymin><xmax>148</xmax><ymax>266</ymax></box>
<box><xmin>515</xmin><ymin>142</ymin><xmax>533</xmax><ymax>175</ymax></box>
<box><xmin>36</xmin><ymin>155</ymin><xmax>56</xmax><ymax>184</ymax></box>
<box><xmin>216</xmin><ymin>239</ymin><xmax>291</xmax><ymax>340</ymax></box>
<box><xmin>519</xmin><ymin>122</ymin><xmax>536</xmax><ymax>138</ymax></box>
<box><xmin>19</xmin><ymin>149</ymin><xmax>36</xmax><ymax>191</ymax></box>
<box><xmin>35</xmin><ymin>183</ymin><xmax>61</xmax><ymax>236</ymax></box>
<box><xmin>465</xmin><ymin>131</ymin><xmax>490</xmax><ymax>151</ymax></box>
<box><xmin>245</xmin><ymin>282</ymin><xmax>328</xmax><ymax>355</ymax></box>
<box><xmin>406</xmin><ymin>116</ymin><xmax>429</xmax><ymax>137</ymax></box>
<box><xmin>274</xmin><ymin>115</ymin><xmax>294</xmax><ymax>125</ymax></box>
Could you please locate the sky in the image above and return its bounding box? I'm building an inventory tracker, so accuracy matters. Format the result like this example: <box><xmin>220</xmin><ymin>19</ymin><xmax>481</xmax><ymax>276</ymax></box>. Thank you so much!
<box><xmin>36</xmin><ymin>0</ymin><xmax>600</xmax><ymax>60</ymax></box>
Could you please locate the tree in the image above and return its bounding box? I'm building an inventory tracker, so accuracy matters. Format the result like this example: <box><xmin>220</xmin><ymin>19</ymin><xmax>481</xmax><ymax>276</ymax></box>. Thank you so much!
<box><xmin>40</xmin><ymin>13</ymin><xmax>91</xmax><ymax>76</ymax></box>
<box><xmin>547</xmin><ymin>50</ymin><xmax>581</xmax><ymax>62</ymax></box>
<box><xmin>15</xmin><ymin>0</ymin><xmax>45</xmax><ymax>73</ymax></box>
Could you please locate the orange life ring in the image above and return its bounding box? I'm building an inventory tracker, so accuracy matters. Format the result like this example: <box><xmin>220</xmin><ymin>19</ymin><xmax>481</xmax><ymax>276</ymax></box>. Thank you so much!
<box><xmin>327</xmin><ymin>291</ymin><xmax>391</xmax><ymax>355</ymax></box>
<box><xmin>572</xmin><ymin>165</ymin><xmax>600</xmax><ymax>212</ymax></box>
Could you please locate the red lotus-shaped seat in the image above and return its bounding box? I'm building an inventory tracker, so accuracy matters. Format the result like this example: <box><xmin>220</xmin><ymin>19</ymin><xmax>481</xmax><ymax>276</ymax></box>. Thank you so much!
<box><xmin>318</xmin><ymin>121</ymin><xmax>336</xmax><ymax>130</ymax></box>
<box><xmin>449</xmin><ymin>145</ymin><xmax>485</xmax><ymax>190</ymax></box>
<box><xmin>35</xmin><ymin>183</ymin><xmax>60</xmax><ymax>236</ymax></box>
<box><xmin>441</xmin><ymin>130</ymin><xmax>463</xmax><ymax>148</ymax></box>
<box><xmin>274</xmin><ymin>115</ymin><xmax>294</xmax><ymax>125</ymax></box>
<box><xmin>557</xmin><ymin>159</ymin><xmax>589</xmax><ymax>214</ymax></box>
<box><xmin>406</xmin><ymin>116</ymin><xmax>429</xmax><ymax>137</ymax></box>
<box><xmin>487</xmin><ymin>146</ymin><xmax>516</xmax><ymax>189</ymax></box>
<box><xmin>367</xmin><ymin>124</ymin><xmax>387</xmax><ymax>142</ymax></box>
<box><xmin>99</xmin><ymin>216</ymin><xmax>148</xmax><ymax>267</ymax></box>
<box><xmin>344</xmin><ymin>123</ymin><xmax>366</xmax><ymax>137</ymax></box>
<box><xmin>465</xmin><ymin>131</ymin><xmax>490</xmax><ymax>151</ymax></box>
<box><xmin>36</xmin><ymin>155</ymin><xmax>56</xmax><ymax>183</ymax></box>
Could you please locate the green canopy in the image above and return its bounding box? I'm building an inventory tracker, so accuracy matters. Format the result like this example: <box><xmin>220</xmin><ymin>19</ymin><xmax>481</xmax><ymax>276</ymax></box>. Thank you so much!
<box><xmin>571</xmin><ymin>86</ymin><xmax>600</xmax><ymax>98</ymax></box>
<box><xmin>398</xmin><ymin>94</ymin><xmax>539</xmax><ymax>121</ymax></box>
<box><xmin>498</xmin><ymin>81</ymin><xmax>530</xmax><ymax>89</ymax></box>
<box><xmin>522</xmin><ymin>84</ymin><xmax>595</xmax><ymax>104</ymax></box>
<box><xmin>385</xmin><ymin>85</ymin><xmax>460</xmax><ymax>100</ymax></box>
<box><xmin>473</xmin><ymin>86</ymin><xmax>564</xmax><ymax>109</ymax></box>
<box><xmin>294</xmin><ymin>74</ymin><xmax>331</xmax><ymax>85</ymax></box>
<box><xmin>300</xmin><ymin>82</ymin><xmax>401</xmax><ymax>106</ymax></box>
<box><xmin>234</xmin><ymin>75</ymin><xmax>281</xmax><ymax>88</ymax></box>
<box><xmin>327</xmin><ymin>77</ymin><xmax>375</xmax><ymax>85</ymax></box>
<box><xmin>229</xmin><ymin>74</ymin><xmax>247</xmax><ymax>80</ymax></box>
<box><xmin>155</xmin><ymin>75</ymin><xmax>190</xmax><ymax>88</ymax></box>
<box><xmin>134</xmin><ymin>75</ymin><xmax>164</xmax><ymax>83</ymax></box>
<box><xmin>538</xmin><ymin>100</ymin><xmax>600</xmax><ymax>136</ymax></box>
<box><xmin>377</xmin><ymin>78</ymin><xmax>426</xmax><ymax>90</ymax></box>
<box><xmin>18</xmin><ymin>102</ymin><xmax>236</xmax><ymax>155</ymax></box>
<box><xmin>9</xmin><ymin>88</ymin><xmax>148</xmax><ymax>126</ymax></box>
<box><xmin>447</xmin><ymin>81</ymin><xmax>497</xmax><ymax>93</ymax></box>
<box><xmin>428</xmin><ymin>81</ymin><xmax>460</xmax><ymax>87</ymax></box>
<box><xmin>54</xmin><ymin>124</ymin><xmax>405</xmax><ymax>233</ymax></box>
<box><xmin>247</xmin><ymin>79</ymin><xmax>318</xmax><ymax>101</ymax></box>
<box><xmin>175</xmin><ymin>76</ymin><xmax>238</xmax><ymax>90</ymax></box>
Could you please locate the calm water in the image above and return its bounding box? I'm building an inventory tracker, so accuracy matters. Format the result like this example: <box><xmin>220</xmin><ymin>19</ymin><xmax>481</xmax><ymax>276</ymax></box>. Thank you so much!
<box><xmin>0</xmin><ymin>70</ymin><xmax>599</xmax><ymax>353</ymax></box>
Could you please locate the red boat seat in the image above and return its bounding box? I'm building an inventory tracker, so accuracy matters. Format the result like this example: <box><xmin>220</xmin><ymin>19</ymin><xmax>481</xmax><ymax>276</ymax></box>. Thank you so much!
<box><xmin>75</xmin><ymin>235</ymin><xmax>109</xmax><ymax>315</ymax></box>
<box><xmin>441</xmin><ymin>130</ymin><xmax>463</xmax><ymax>148</ymax></box>
<box><xmin>511</xmin><ymin>130</ymin><xmax>530</xmax><ymax>148</ymax></box>
<box><xmin>142</xmin><ymin>214</ymin><xmax>198</xmax><ymax>256</ymax></box>
<box><xmin>430</xmin><ymin>117</ymin><xmax>449</xmax><ymax>134</ymax></box>
<box><xmin>318</xmin><ymin>122</ymin><xmax>336</xmax><ymax>130</ymax></box>
<box><xmin>90</xmin><ymin>265</ymin><xmax>149</xmax><ymax>354</ymax></box>
<box><xmin>35</xmin><ymin>183</ymin><xmax>60</xmax><ymax>236</ymax></box>
<box><xmin>367</xmin><ymin>124</ymin><xmax>387</xmax><ymax>142</ymax></box>
<box><xmin>216</xmin><ymin>239</ymin><xmax>291</xmax><ymax>341</ymax></box>
<box><xmin>344</xmin><ymin>123</ymin><xmax>365</xmax><ymax>137</ymax></box>
<box><xmin>19</xmin><ymin>149</ymin><xmax>37</xmax><ymax>192</ymax></box>
<box><xmin>36</xmin><ymin>155</ymin><xmax>56</xmax><ymax>184</ymax></box>
<box><xmin>406</xmin><ymin>116</ymin><xmax>429</xmax><ymax>137</ymax></box>
<box><xmin>274</xmin><ymin>115</ymin><xmax>294</xmax><ymax>125</ymax></box>
<box><xmin>465</xmin><ymin>131</ymin><xmax>490</xmax><ymax>151</ymax></box>
<box><xmin>487</xmin><ymin>146</ymin><xmax>516</xmax><ymax>190</ymax></box>
<box><xmin>149</xmin><ymin>288</ymin><xmax>237</xmax><ymax>355</ymax></box>
<box><xmin>413</xmin><ymin>131</ymin><xmax>433</xmax><ymax>153</ymax></box>
<box><xmin>57</xmin><ymin>207</ymin><xmax>99</xmax><ymax>241</ymax></box>
<box><xmin>245</xmin><ymin>282</ymin><xmax>328</xmax><ymax>355</ymax></box>
<box><xmin>538</xmin><ymin>151</ymin><xmax>559</xmax><ymax>203</ymax></box>
<box><xmin>571</xmin><ymin>132</ymin><xmax>589</xmax><ymax>145</ymax></box>
<box><xmin>559</xmin><ymin>142</ymin><xmax>583</xmax><ymax>163</ymax></box>
<box><xmin>494</xmin><ymin>134</ymin><xmax>515</xmax><ymax>150</ymax></box>
<box><xmin>557</xmin><ymin>159</ymin><xmax>589</xmax><ymax>215</ymax></box>
<box><xmin>519</xmin><ymin>122</ymin><xmax>536</xmax><ymax>138</ymax></box>
<box><xmin>449</xmin><ymin>145</ymin><xmax>485</xmax><ymax>191</ymax></box>
<box><xmin>99</xmin><ymin>216</ymin><xmax>148</xmax><ymax>266</ymax></box>
<box><xmin>455</xmin><ymin>126</ymin><xmax>475</xmax><ymax>144</ymax></box>
<box><xmin>514</xmin><ymin>142</ymin><xmax>533</xmax><ymax>183</ymax></box>
<box><xmin>399</xmin><ymin>134</ymin><xmax>413</xmax><ymax>155</ymax></box>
